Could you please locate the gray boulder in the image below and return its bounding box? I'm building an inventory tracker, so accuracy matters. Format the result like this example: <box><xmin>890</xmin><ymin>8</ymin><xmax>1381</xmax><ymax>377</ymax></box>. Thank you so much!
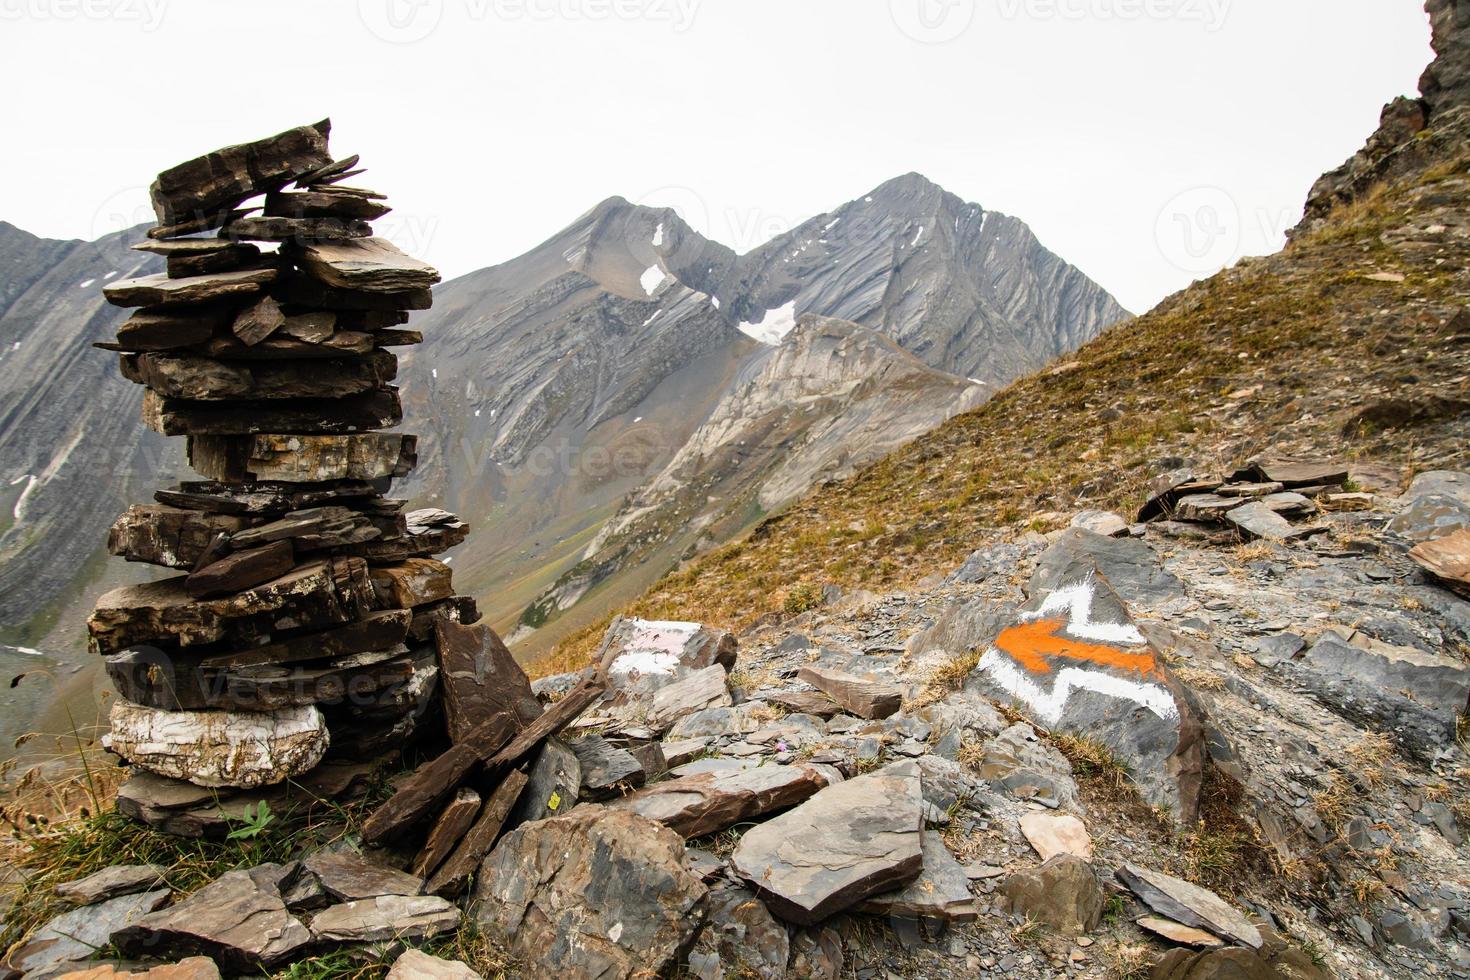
<box><xmin>1027</xmin><ymin>528</ymin><xmax>1183</xmax><ymax>607</ymax></box>
<box><xmin>999</xmin><ymin>856</ymin><xmax>1103</xmax><ymax>935</ymax></box>
<box><xmin>967</xmin><ymin>570</ymin><xmax>1206</xmax><ymax>821</ymax></box>
<box><xmin>472</xmin><ymin>806</ymin><xmax>709</xmax><ymax>980</ymax></box>
<box><xmin>687</xmin><ymin>883</ymin><xmax>789</xmax><ymax>980</ymax></box>
<box><xmin>54</xmin><ymin>864</ymin><xmax>166</xmax><ymax>906</ymax></box>
<box><xmin>730</xmin><ymin>760</ymin><xmax>923</xmax><ymax>925</ymax></box>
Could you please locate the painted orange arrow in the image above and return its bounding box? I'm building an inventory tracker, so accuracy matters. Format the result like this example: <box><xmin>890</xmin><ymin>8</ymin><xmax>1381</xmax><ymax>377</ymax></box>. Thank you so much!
<box><xmin>994</xmin><ymin>618</ymin><xmax>1160</xmax><ymax>679</ymax></box>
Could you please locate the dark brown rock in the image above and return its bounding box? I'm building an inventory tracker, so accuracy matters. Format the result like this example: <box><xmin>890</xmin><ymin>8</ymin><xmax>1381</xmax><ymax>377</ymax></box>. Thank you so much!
<box><xmin>185</xmin><ymin>541</ymin><xmax>294</xmax><ymax>598</ymax></box>
<box><xmin>435</xmin><ymin>621</ymin><xmax>543</xmax><ymax>742</ymax></box>
<box><xmin>114</xmin><ymin>863</ymin><xmax>312</xmax><ymax>969</ymax></box>
<box><xmin>123</xmin><ymin>350</ymin><xmax>397</xmax><ymax>401</ymax></box>
<box><xmin>372</xmin><ymin>559</ymin><xmax>454</xmax><ymax>608</ymax></box>
<box><xmin>273</xmin><ymin>270</ymin><xmax>432</xmax><ymax>311</ymax></box>
<box><xmin>231</xmin><ymin>295</ymin><xmax>285</xmax><ymax>345</ymax></box>
<box><xmin>198</xmin><ymin>609</ymin><xmax>411</xmax><ymax>669</ymax></box>
<box><xmin>308</xmin><ymin>895</ymin><xmax>459</xmax><ymax>943</ymax></box>
<box><xmin>360</xmin><ymin>714</ymin><xmax>517</xmax><ymax>844</ymax></box>
<box><xmin>149</xmin><ymin>119</ymin><xmax>331</xmax><ymax>225</ymax></box>
<box><xmin>302</xmin><ymin>851</ymin><xmax>423</xmax><ymax>901</ymax></box>
<box><xmin>290</xmin><ymin>238</ymin><xmax>442</xmax><ymax>293</ymax></box>
<box><xmin>167</xmin><ymin>243</ymin><xmax>261</xmax><ymax>279</ymax></box>
<box><xmin>103</xmin><ymin>268</ymin><xmax>277</xmax><ymax>308</ymax></box>
<box><xmin>606</xmin><ymin>762</ymin><xmax>831</xmax><ymax>838</ymax></box>
<box><xmin>187</xmin><ymin>433</ymin><xmax>417</xmax><ymax>482</ymax></box>
<box><xmin>411</xmin><ymin>788</ymin><xmax>482</xmax><ymax>880</ymax></box>
<box><xmin>115</xmin><ymin>309</ymin><xmax>229</xmax><ymax>351</ymax></box>
<box><xmin>88</xmin><ymin>558</ymin><xmax>374</xmax><ymax>655</ymax></box>
<box><xmin>143</xmin><ymin>388</ymin><xmax>404</xmax><ymax>437</ymax></box>
<box><xmin>425</xmin><ymin>769</ymin><xmax>529</xmax><ymax>897</ymax></box>
<box><xmin>265</xmin><ymin>190</ymin><xmax>391</xmax><ymax>222</ymax></box>
<box><xmin>108</xmin><ymin>504</ymin><xmax>248</xmax><ymax>569</ymax></box>
<box><xmin>221</xmin><ymin>216</ymin><xmax>371</xmax><ymax>244</ymax></box>
<box><xmin>1116</xmin><ymin>863</ymin><xmax>1263</xmax><ymax>948</ymax></box>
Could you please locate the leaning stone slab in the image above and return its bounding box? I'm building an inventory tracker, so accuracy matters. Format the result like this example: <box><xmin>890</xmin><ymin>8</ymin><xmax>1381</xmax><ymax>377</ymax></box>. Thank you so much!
<box><xmin>568</xmin><ymin>735</ymin><xmax>645</xmax><ymax>800</ymax></box>
<box><xmin>8</xmin><ymin>890</ymin><xmax>170</xmax><ymax>976</ymax></box>
<box><xmin>1224</xmin><ymin>501</ymin><xmax>1314</xmax><ymax>542</ymax></box>
<box><xmin>149</xmin><ymin>119</ymin><xmax>331</xmax><ymax>224</ymax></box>
<box><xmin>730</xmin><ymin>760</ymin><xmax>923</xmax><ymax>926</ymax></box>
<box><xmin>473</xmin><ymin>806</ymin><xmax>709</xmax><ymax>980</ymax></box>
<box><xmin>1116</xmin><ymin>862</ymin><xmax>1262</xmax><ymax>948</ymax></box>
<box><xmin>114</xmin><ymin>865</ymin><xmax>311</xmax><ymax>970</ymax></box>
<box><xmin>55</xmin><ymin>864</ymin><xmax>166</xmax><ymax>906</ymax></box>
<box><xmin>967</xmin><ymin>569</ymin><xmax>1206</xmax><ymax>822</ymax></box>
<box><xmin>854</xmin><ymin>831</ymin><xmax>979</xmax><ymax>922</ymax></box>
<box><xmin>606</xmin><ymin>763</ymin><xmax>832</xmax><ymax>838</ymax></box>
<box><xmin>435</xmin><ymin>621</ymin><xmax>543</xmax><ymax>743</ymax></box>
<box><xmin>103</xmin><ymin>701</ymin><xmax>328</xmax><ymax>789</ymax></box>
<box><xmin>1283</xmin><ymin>628</ymin><xmax>1470</xmax><ymax>762</ymax></box>
<box><xmin>309</xmin><ymin>895</ymin><xmax>459</xmax><ymax>943</ymax></box>
<box><xmin>795</xmin><ymin>665</ymin><xmax>902</xmax><ymax>720</ymax></box>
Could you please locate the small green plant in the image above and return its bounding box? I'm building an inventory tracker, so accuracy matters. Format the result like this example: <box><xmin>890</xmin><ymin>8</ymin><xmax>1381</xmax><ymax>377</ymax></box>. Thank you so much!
<box><xmin>1101</xmin><ymin>893</ymin><xmax>1127</xmax><ymax>927</ymax></box>
<box><xmin>226</xmin><ymin>800</ymin><xmax>275</xmax><ymax>841</ymax></box>
<box><xmin>783</xmin><ymin>582</ymin><xmax>824</xmax><ymax>615</ymax></box>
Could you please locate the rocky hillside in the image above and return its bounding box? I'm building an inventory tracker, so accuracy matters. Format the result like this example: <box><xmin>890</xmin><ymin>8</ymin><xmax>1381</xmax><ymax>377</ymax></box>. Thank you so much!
<box><xmin>396</xmin><ymin>178</ymin><xmax>1128</xmax><ymax>651</ymax></box>
<box><xmin>0</xmin><ymin>224</ymin><xmax>179</xmax><ymax>644</ymax></box>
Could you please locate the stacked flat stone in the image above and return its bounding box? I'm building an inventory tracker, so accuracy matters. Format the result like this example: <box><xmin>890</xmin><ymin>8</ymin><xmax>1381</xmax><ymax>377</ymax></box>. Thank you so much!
<box><xmin>89</xmin><ymin>119</ymin><xmax>474</xmax><ymax>799</ymax></box>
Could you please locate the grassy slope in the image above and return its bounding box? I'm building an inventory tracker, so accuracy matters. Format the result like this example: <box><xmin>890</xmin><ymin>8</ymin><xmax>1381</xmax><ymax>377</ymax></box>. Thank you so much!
<box><xmin>533</xmin><ymin>155</ymin><xmax>1470</xmax><ymax>676</ymax></box>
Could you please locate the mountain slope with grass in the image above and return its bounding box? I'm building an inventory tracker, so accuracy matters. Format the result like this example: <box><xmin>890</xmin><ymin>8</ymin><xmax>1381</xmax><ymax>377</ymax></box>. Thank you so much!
<box><xmin>541</xmin><ymin>122</ymin><xmax>1470</xmax><ymax>673</ymax></box>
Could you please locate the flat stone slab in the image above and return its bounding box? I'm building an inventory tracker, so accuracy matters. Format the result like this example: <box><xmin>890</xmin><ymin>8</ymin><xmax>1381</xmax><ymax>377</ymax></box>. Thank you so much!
<box><xmin>1284</xmin><ymin>628</ymin><xmax>1470</xmax><ymax>762</ymax></box>
<box><xmin>854</xmin><ymin>831</ymin><xmax>978</xmax><ymax>922</ymax></box>
<box><xmin>606</xmin><ymin>763</ymin><xmax>831</xmax><ymax>838</ymax></box>
<box><xmin>104</xmin><ymin>702</ymin><xmax>328</xmax><ymax>789</ymax></box>
<box><xmin>309</xmin><ymin>895</ymin><xmax>459</xmax><ymax>943</ymax></box>
<box><xmin>1019</xmin><ymin>811</ymin><xmax>1093</xmax><ymax>862</ymax></box>
<box><xmin>302</xmin><ymin>851</ymin><xmax>424</xmax><ymax>901</ymax></box>
<box><xmin>1224</xmin><ymin>501</ymin><xmax>1312</xmax><ymax>542</ymax></box>
<box><xmin>103</xmin><ymin>268</ymin><xmax>277</xmax><ymax>308</ymax></box>
<box><xmin>1137</xmin><ymin>915</ymin><xmax>1226</xmax><ymax>948</ymax></box>
<box><xmin>386</xmin><ymin>950</ymin><xmax>482</xmax><ymax>980</ymax></box>
<box><xmin>648</xmin><ymin>664</ymin><xmax>733</xmax><ymax>729</ymax></box>
<box><xmin>55</xmin><ymin>865</ymin><xmax>167</xmax><ymax>906</ymax></box>
<box><xmin>149</xmin><ymin>119</ymin><xmax>331</xmax><ymax>224</ymax></box>
<box><xmin>473</xmin><ymin>806</ymin><xmax>708</xmax><ymax>979</ymax></box>
<box><xmin>9</xmin><ymin>890</ymin><xmax>170</xmax><ymax>976</ymax></box>
<box><xmin>795</xmin><ymin>665</ymin><xmax>902</xmax><ymax>720</ymax></box>
<box><xmin>730</xmin><ymin>760</ymin><xmax>923</xmax><ymax>926</ymax></box>
<box><xmin>187</xmin><ymin>433</ymin><xmax>417</xmax><ymax>483</ymax></box>
<box><xmin>1116</xmin><ymin>862</ymin><xmax>1262</xmax><ymax>949</ymax></box>
<box><xmin>50</xmin><ymin>957</ymin><xmax>222</xmax><ymax>980</ymax></box>
<box><xmin>115</xmin><ymin>865</ymin><xmax>311</xmax><ymax>970</ymax></box>
<box><xmin>292</xmin><ymin>238</ymin><xmax>442</xmax><ymax>293</ymax></box>
<box><xmin>1410</xmin><ymin>526</ymin><xmax>1470</xmax><ymax>596</ymax></box>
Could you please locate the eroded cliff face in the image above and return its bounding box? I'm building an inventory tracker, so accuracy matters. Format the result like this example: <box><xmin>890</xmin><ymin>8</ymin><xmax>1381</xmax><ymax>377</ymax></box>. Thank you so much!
<box><xmin>1297</xmin><ymin>0</ymin><xmax>1470</xmax><ymax>235</ymax></box>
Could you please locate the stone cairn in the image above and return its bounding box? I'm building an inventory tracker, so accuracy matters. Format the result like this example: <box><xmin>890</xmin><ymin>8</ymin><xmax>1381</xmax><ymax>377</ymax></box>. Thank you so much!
<box><xmin>89</xmin><ymin>120</ymin><xmax>482</xmax><ymax>825</ymax></box>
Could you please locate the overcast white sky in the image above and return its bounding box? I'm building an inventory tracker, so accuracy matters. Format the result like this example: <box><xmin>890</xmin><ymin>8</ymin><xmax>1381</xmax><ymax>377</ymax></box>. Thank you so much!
<box><xmin>0</xmin><ymin>0</ymin><xmax>1433</xmax><ymax>313</ymax></box>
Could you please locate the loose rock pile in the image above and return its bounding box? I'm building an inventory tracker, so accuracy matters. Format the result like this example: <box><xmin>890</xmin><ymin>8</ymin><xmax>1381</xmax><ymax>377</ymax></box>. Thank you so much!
<box><xmin>88</xmin><ymin>120</ymin><xmax>475</xmax><ymax>815</ymax></box>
